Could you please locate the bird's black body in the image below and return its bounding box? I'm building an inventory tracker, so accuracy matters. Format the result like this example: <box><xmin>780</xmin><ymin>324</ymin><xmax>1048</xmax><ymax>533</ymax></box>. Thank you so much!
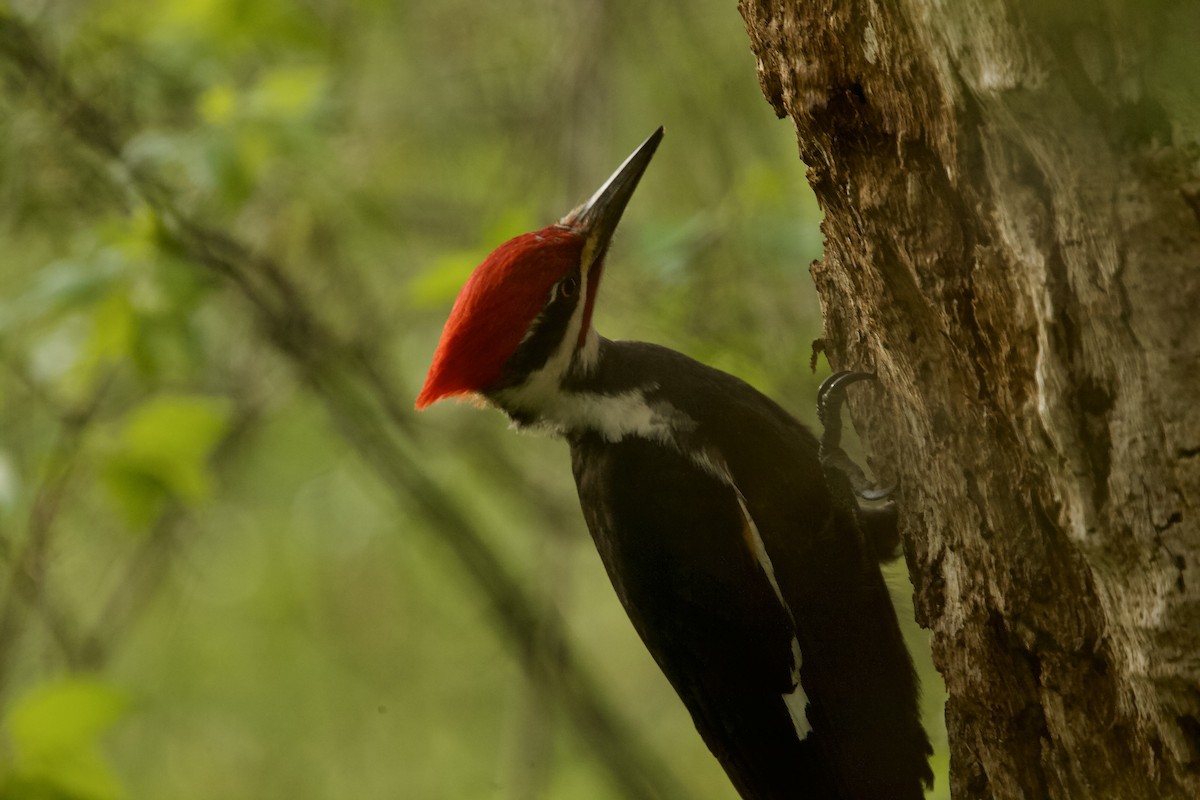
<box><xmin>573</xmin><ymin>433</ymin><xmax>829</xmax><ymax>797</ymax></box>
<box><xmin>565</xmin><ymin>340</ymin><xmax>931</xmax><ymax>799</ymax></box>
<box><xmin>420</xmin><ymin>129</ymin><xmax>932</xmax><ymax>799</ymax></box>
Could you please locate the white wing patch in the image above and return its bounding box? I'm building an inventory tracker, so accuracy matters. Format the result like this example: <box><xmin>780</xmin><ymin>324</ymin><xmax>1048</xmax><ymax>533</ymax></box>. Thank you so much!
<box><xmin>784</xmin><ymin>638</ymin><xmax>812</xmax><ymax>740</ymax></box>
<box><xmin>736</xmin><ymin>494</ymin><xmax>813</xmax><ymax>741</ymax></box>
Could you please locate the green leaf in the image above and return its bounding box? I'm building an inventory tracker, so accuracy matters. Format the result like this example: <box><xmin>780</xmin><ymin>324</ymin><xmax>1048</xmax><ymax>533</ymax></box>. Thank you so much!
<box><xmin>406</xmin><ymin>250</ymin><xmax>484</xmax><ymax>309</ymax></box>
<box><xmin>0</xmin><ymin>258</ymin><xmax>120</xmax><ymax>336</ymax></box>
<box><xmin>250</xmin><ymin>65</ymin><xmax>326</xmax><ymax>120</ymax></box>
<box><xmin>7</xmin><ymin>680</ymin><xmax>127</xmax><ymax>760</ymax></box>
<box><xmin>54</xmin><ymin>289</ymin><xmax>136</xmax><ymax>403</ymax></box>
<box><xmin>482</xmin><ymin>207</ymin><xmax>537</xmax><ymax>245</ymax></box>
<box><xmin>198</xmin><ymin>83</ymin><xmax>238</xmax><ymax>125</ymax></box>
<box><xmin>88</xmin><ymin>293</ymin><xmax>136</xmax><ymax>365</ymax></box>
<box><xmin>100</xmin><ymin>394</ymin><xmax>233</xmax><ymax>527</ymax></box>
<box><xmin>3</xmin><ymin>678</ymin><xmax>128</xmax><ymax>800</ymax></box>
<box><xmin>408</xmin><ymin>207</ymin><xmax>539</xmax><ymax>309</ymax></box>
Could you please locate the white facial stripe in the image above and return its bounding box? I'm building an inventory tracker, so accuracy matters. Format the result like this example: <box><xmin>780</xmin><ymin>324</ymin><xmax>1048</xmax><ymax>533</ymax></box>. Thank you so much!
<box><xmin>501</xmin><ymin>276</ymin><xmax>592</xmax><ymax>411</ymax></box>
<box><xmin>498</xmin><ymin>242</ymin><xmax>609</xmax><ymax>416</ymax></box>
<box><xmin>517</xmin><ymin>306</ymin><xmax>548</xmax><ymax>345</ymax></box>
<box><xmin>573</xmin><ymin>229</ymin><xmax>607</xmax><ymax>367</ymax></box>
<box><xmin>577</xmin><ymin>327</ymin><xmax>601</xmax><ymax>371</ymax></box>
<box><xmin>579</xmin><ymin>229</ymin><xmax>603</xmax><ymax>282</ymax></box>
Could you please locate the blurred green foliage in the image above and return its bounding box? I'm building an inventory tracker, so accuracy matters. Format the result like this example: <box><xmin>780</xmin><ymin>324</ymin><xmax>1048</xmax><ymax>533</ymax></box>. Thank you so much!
<box><xmin>99</xmin><ymin>394</ymin><xmax>232</xmax><ymax>527</ymax></box>
<box><xmin>0</xmin><ymin>1</ymin><xmax>946</xmax><ymax>799</ymax></box>
<box><xmin>3</xmin><ymin>678</ymin><xmax>128</xmax><ymax>800</ymax></box>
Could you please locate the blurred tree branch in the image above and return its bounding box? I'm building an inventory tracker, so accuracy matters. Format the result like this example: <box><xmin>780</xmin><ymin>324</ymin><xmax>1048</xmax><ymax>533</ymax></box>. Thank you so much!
<box><xmin>0</xmin><ymin>357</ymin><xmax>260</xmax><ymax>676</ymax></box>
<box><xmin>0</xmin><ymin>11</ymin><xmax>685</xmax><ymax>800</ymax></box>
<box><xmin>75</xmin><ymin>393</ymin><xmax>262</xmax><ymax>671</ymax></box>
<box><xmin>0</xmin><ymin>363</ymin><xmax>111</xmax><ymax>683</ymax></box>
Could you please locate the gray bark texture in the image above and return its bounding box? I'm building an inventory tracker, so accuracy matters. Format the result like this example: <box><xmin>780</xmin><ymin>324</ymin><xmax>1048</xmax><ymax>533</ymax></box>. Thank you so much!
<box><xmin>738</xmin><ymin>1</ymin><xmax>1200</xmax><ymax>798</ymax></box>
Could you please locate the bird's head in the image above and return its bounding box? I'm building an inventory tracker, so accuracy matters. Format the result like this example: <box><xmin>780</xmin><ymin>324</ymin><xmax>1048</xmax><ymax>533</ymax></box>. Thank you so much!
<box><xmin>416</xmin><ymin>127</ymin><xmax>662</xmax><ymax>414</ymax></box>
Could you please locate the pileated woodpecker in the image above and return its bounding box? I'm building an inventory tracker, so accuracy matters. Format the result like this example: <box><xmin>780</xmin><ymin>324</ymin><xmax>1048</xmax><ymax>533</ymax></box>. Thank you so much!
<box><xmin>416</xmin><ymin>129</ymin><xmax>932</xmax><ymax>799</ymax></box>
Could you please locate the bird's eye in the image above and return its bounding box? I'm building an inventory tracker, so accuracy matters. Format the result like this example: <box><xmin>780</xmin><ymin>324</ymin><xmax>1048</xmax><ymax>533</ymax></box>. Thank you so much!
<box><xmin>558</xmin><ymin>275</ymin><xmax>580</xmax><ymax>299</ymax></box>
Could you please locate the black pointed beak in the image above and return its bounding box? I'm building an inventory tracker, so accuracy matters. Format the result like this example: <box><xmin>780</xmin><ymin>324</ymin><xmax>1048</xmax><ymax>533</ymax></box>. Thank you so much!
<box><xmin>562</xmin><ymin>127</ymin><xmax>663</xmax><ymax>260</ymax></box>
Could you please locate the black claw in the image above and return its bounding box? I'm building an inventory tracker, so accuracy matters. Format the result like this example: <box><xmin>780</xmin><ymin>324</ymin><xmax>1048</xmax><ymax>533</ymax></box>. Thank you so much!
<box><xmin>817</xmin><ymin>371</ymin><xmax>876</xmax><ymax>455</ymax></box>
<box><xmin>816</xmin><ymin>371</ymin><xmax>893</xmax><ymax>502</ymax></box>
<box><xmin>816</xmin><ymin>371</ymin><xmax>901</xmax><ymax>560</ymax></box>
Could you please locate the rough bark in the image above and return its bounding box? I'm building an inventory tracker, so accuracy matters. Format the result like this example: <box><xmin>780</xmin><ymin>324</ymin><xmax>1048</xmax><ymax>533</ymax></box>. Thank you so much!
<box><xmin>739</xmin><ymin>1</ymin><xmax>1200</xmax><ymax>798</ymax></box>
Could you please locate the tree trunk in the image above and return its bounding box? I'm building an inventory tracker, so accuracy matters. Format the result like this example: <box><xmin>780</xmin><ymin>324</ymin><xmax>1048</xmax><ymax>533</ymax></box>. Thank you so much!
<box><xmin>739</xmin><ymin>1</ymin><xmax>1200</xmax><ymax>798</ymax></box>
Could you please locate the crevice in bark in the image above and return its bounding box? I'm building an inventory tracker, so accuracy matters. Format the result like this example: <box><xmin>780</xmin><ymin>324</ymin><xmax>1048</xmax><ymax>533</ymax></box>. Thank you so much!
<box><xmin>1176</xmin><ymin>714</ymin><xmax>1200</xmax><ymax>769</ymax></box>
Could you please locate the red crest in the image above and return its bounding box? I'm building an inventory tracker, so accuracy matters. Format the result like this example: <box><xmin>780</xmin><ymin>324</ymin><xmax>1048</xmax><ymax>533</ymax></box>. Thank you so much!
<box><xmin>416</xmin><ymin>226</ymin><xmax>584</xmax><ymax>408</ymax></box>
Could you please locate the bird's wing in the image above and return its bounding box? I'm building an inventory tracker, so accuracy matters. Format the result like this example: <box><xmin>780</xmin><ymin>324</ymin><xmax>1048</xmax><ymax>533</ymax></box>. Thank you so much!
<box><xmin>726</xmin><ymin>413</ymin><xmax>934</xmax><ymax>800</ymax></box>
<box><xmin>570</xmin><ymin>433</ymin><xmax>843</xmax><ymax>799</ymax></box>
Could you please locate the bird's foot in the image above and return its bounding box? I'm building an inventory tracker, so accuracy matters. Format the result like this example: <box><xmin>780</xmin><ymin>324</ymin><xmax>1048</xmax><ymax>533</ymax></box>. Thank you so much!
<box><xmin>817</xmin><ymin>371</ymin><xmax>901</xmax><ymax>559</ymax></box>
<box><xmin>816</xmin><ymin>371</ymin><xmax>892</xmax><ymax>502</ymax></box>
